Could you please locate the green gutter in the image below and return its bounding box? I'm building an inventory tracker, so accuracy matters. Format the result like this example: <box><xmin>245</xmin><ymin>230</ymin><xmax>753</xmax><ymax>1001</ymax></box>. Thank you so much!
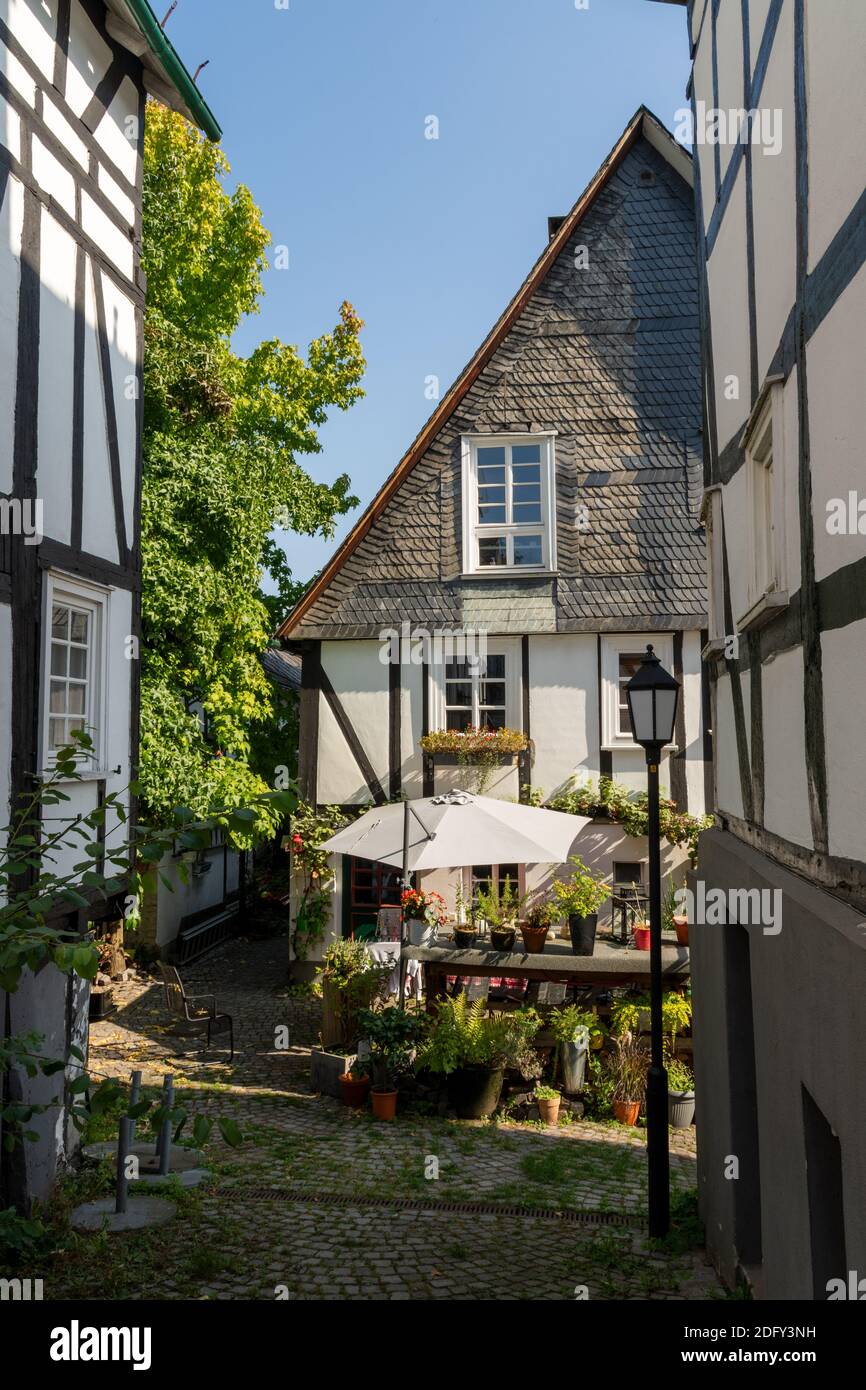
<box><xmin>125</xmin><ymin>0</ymin><xmax>222</xmax><ymax>142</ymax></box>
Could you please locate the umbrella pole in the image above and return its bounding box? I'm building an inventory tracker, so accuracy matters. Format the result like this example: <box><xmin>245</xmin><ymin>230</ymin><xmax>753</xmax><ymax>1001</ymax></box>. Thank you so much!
<box><xmin>398</xmin><ymin>798</ymin><xmax>410</xmax><ymax>1010</ymax></box>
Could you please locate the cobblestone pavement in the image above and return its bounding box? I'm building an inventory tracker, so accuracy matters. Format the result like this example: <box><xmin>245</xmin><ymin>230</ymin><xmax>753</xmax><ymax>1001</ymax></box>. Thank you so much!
<box><xmin>76</xmin><ymin>935</ymin><xmax>722</xmax><ymax>1302</ymax></box>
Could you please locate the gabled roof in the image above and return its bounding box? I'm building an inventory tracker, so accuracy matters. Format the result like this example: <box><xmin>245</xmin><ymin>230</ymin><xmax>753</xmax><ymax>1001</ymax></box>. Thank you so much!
<box><xmin>278</xmin><ymin>108</ymin><xmax>692</xmax><ymax>640</ymax></box>
<box><xmin>105</xmin><ymin>0</ymin><xmax>221</xmax><ymax>141</ymax></box>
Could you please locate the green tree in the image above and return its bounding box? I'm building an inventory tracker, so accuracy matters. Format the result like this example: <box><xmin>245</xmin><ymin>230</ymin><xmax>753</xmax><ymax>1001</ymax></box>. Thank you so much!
<box><xmin>139</xmin><ymin>104</ymin><xmax>364</xmax><ymax>828</ymax></box>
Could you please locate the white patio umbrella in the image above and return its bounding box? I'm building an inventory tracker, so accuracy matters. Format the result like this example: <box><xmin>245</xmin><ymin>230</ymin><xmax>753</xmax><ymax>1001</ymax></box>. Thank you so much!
<box><xmin>319</xmin><ymin>788</ymin><xmax>590</xmax><ymax>872</ymax></box>
<box><xmin>319</xmin><ymin>789</ymin><xmax>591</xmax><ymax>1004</ymax></box>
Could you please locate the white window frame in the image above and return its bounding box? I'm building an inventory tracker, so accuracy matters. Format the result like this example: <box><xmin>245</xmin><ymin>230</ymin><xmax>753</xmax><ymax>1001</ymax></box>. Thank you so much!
<box><xmin>461</xmin><ymin>432</ymin><xmax>557</xmax><ymax>575</ymax></box>
<box><xmin>41</xmin><ymin>572</ymin><xmax>111</xmax><ymax>775</ymax></box>
<box><xmin>429</xmin><ymin>637</ymin><xmax>522</xmax><ymax>732</ymax></box>
<box><xmin>740</xmin><ymin>381</ymin><xmax>788</xmax><ymax>629</ymax></box>
<box><xmin>600</xmin><ymin>633</ymin><xmax>675</xmax><ymax>751</ymax></box>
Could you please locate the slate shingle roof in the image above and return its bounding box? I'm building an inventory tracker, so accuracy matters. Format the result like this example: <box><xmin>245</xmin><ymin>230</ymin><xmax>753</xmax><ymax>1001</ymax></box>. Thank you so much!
<box><xmin>283</xmin><ymin>116</ymin><xmax>706</xmax><ymax>640</ymax></box>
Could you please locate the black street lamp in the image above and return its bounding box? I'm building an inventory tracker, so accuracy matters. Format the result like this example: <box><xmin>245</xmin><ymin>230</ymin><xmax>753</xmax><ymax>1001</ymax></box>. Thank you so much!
<box><xmin>625</xmin><ymin>643</ymin><xmax>680</xmax><ymax>1239</ymax></box>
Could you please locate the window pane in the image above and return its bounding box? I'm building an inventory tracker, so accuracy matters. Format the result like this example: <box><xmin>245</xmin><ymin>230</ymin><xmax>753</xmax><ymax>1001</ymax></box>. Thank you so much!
<box><xmin>513</xmin><ymin>534</ymin><xmax>542</xmax><ymax>566</ymax></box>
<box><xmin>480</xmin><ymin>709</ymin><xmax>505</xmax><ymax>730</ymax></box>
<box><xmin>484</xmin><ymin>654</ymin><xmax>505</xmax><ymax>679</ymax></box>
<box><xmin>498</xmin><ymin>865</ymin><xmax>519</xmax><ymax>893</ymax></box>
<box><xmin>481</xmin><ymin>682</ymin><xmax>506</xmax><ymax>706</ymax></box>
<box><xmin>512</xmin><ymin>481</ymin><xmax>540</xmax><ymax>502</ymax></box>
<box><xmin>69</xmin><ymin>647</ymin><xmax>87</xmax><ymax>679</ymax></box>
<box><xmin>446</xmin><ymin>661</ymin><xmax>469</xmax><ymax>680</ymax></box>
<box><xmin>446</xmin><ymin>681</ymin><xmax>472</xmax><ymax>708</ymax></box>
<box><xmin>511</xmin><ymin>444</ymin><xmax>541</xmax><ymax>465</ymax></box>
<box><xmin>67</xmin><ymin>684</ymin><xmax>86</xmax><ymax>715</ymax></box>
<box><xmin>50</xmin><ymin>680</ymin><xmax>67</xmax><ymax>713</ymax></box>
<box><xmin>70</xmin><ymin>610</ymin><xmax>89</xmax><ymax>644</ymax></box>
<box><xmin>52</xmin><ymin>606</ymin><xmax>69</xmax><ymax>640</ymax></box>
<box><xmin>478</xmin><ymin>537</ymin><xmax>507</xmax><ymax>567</ymax></box>
<box><xmin>511</xmin><ymin>463</ymin><xmax>541</xmax><ymax>485</ymax></box>
<box><xmin>50</xmin><ymin>642</ymin><xmax>67</xmax><ymax>677</ymax></box>
<box><xmin>478</xmin><ymin>485</ymin><xmax>506</xmax><ymax>505</ymax></box>
<box><xmin>512</xmin><ymin>502</ymin><xmax>542</xmax><ymax>524</ymax></box>
<box><xmin>477</xmin><ymin>446</ymin><xmax>506</xmax><ymax>469</ymax></box>
<box><xmin>617</xmin><ymin>653</ymin><xmax>644</xmax><ymax>734</ymax></box>
<box><xmin>478</xmin><ymin>504</ymin><xmax>507</xmax><ymax>525</ymax></box>
<box><xmin>49</xmin><ymin>717</ymin><xmax>66</xmax><ymax>748</ymax></box>
<box><xmin>446</xmin><ymin>709</ymin><xmax>471</xmax><ymax>731</ymax></box>
<box><xmin>477</xmin><ymin>465</ymin><xmax>506</xmax><ymax>485</ymax></box>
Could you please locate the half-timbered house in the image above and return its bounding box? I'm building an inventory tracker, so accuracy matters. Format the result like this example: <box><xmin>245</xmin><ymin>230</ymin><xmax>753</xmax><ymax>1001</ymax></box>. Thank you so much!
<box><xmin>278</xmin><ymin>108</ymin><xmax>711</xmax><ymax>968</ymax></box>
<box><xmin>0</xmin><ymin>0</ymin><xmax>219</xmax><ymax>1202</ymax></box>
<box><xmin>656</xmin><ymin>0</ymin><xmax>866</xmax><ymax>1297</ymax></box>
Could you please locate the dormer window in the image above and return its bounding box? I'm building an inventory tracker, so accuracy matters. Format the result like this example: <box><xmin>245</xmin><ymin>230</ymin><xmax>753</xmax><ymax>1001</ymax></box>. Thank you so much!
<box><xmin>461</xmin><ymin>434</ymin><xmax>556</xmax><ymax>574</ymax></box>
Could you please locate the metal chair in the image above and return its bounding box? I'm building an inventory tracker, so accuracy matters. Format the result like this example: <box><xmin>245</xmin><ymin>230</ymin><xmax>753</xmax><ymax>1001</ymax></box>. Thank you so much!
<box><xmin>159</xmin><ymin>963</ymin><xmax>234</xmax><ymax>1060</ymax></box>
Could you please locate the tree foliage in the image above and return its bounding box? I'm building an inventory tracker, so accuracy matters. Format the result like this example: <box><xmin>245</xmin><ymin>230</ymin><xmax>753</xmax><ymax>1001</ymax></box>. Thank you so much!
<box><xmin>140</xmin><ymin>104</ymin><xmax>364</xmax><ymax>827</ymax></box>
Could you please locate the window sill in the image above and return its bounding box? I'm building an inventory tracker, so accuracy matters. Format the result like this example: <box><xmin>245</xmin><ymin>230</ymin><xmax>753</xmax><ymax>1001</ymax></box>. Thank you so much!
<box><xmin>45</xmin><ymin>764</ymin><xmax>120</xmax><ymax>783</ymax></box>
<box><xmin>737</xmin><ymin>590</ymin><xmax>789</xmax><ymax>633</ymax></box>
<box><xmin>461</xmin><ymin>569</ymin><xmax>558</xmax><ymax>581</ymax></box>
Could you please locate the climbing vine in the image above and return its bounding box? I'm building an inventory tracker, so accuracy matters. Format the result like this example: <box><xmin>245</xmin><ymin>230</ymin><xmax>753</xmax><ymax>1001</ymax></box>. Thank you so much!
<box><xmin>521</xmin><ymin>776</ymin><xmax>712</xmax><ymax>865</ymax></box>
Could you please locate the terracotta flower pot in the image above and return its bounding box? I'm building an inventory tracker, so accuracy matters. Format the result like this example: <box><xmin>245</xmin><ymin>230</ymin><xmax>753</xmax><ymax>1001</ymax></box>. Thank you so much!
<box><xmin>371</xmin><ymin>1087</ymin><xmax>398</xmax><ymax>1121</ymax></box>
<box><xmin>537</xmin><ymin>1095</ymin><xmax>561</xmax><ymax>1125</ymax></box>
<box><xmin>339</xmin><ymin>1073</ymin><xmax>370</xmax><ymax>1108</ymax></box>
<box><xmin>613</xmin><ymin>1099</ymin><xmax>640</xmax><ymax>1126</ymax></box>
<box><xmin>633</xmin><ymin>923</ymin><xmax>651</xmax><ymax>952</ymax></box>
<box><xmin>520</xmin><ymin>924</ymin><xmax>549</xmax><ymax>954</ymax></box>
<box><xmin>673</xmin><ymin>915</ymin><xmax>689</xmax><ymax>947</ymax></box>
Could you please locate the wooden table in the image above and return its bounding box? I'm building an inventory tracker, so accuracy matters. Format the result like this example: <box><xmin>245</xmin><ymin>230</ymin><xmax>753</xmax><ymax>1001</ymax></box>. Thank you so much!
<box><xmin>403</xmin><ymin>934</ymin><xmax>689</xmax><ymax>1011</ymax></box>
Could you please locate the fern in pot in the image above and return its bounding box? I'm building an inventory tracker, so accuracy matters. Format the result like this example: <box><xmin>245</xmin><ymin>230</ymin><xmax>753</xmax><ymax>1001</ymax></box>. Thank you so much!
<box><xmin>550</xmin><ymin>857</ymin><xmax>611</xmax><ymax>956</ymax></box>
<box><xmin>418</xmin><ymin>995</ymin><xmax>541</xmax><ymax>1119</ymax></box>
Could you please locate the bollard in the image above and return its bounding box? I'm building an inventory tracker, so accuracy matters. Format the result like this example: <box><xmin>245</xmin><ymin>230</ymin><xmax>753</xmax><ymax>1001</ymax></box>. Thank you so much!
<box><xmin>128</xmin><ymin>1070</ymin><xmax>142</xmax><ymax>1146</ymax></box>
<box><xmin>157</xmin><ymin>1075</ymin><xmax>174</xmax><ymax>1177</ymax></box>
<box><xmin>115</xmin><ymin>1116</ymin><xmax>131</xmax><ymax>1215</ymax></box>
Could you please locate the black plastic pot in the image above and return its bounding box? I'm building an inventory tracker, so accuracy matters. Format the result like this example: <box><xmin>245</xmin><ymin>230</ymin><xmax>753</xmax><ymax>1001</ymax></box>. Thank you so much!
<box><xmin>490</xmin><ymin>926</ymin><xmax>516</xmax><ymax>951</ymax></box>
<box><xmin>447</xmin><ymin>1064</ymin><xmax>505</xmax><ymax>1119</ymax></box>
<box><xmin>568</xmin><ymin>913</ymin><xmax>598</xmax><ymax>956</ymax></box>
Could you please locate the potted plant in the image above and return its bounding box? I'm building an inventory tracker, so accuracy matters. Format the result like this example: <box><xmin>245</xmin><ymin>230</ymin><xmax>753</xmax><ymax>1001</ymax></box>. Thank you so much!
<box><xmin>338</xmin><ymin>1064</ymin><xmax>371</xmax><ymax>1108</ymax></box>
<box><xmin>417</xmin><ymin>995</ymin><xmax>541</xmax><ymax>1119</ymax></box>
<box><xmin>550</xmin><ymin>857</ymin><xmax>611</xmax><ymax>955</ymax></box>
<box><xmin>663</xmin><ymin>875</ymin><xmax>689</xmax><ymax>946</ymax></box>
<box><xmin>312</xmin><ymin>940</ymin><xmax>392</xmax><ymax>1095</ymax></box>
<box><xmin>602</xmin><ymin>1033</ymin><xmax>649</xmax><ymax>1126</ymax></box>
<box><xmin>534</xmin><ymin>1082</ymin><xmax>562</xmax><ymax>1125</ymax></box>
<box><xmin>357</xmin><ymin>1005</ymin><xmax>427</xmax><ymax>1121</ymax></box>
<box><xmin>520</xmin><ymin>896</ymin><xmax>556</xmax><ymax>953</ymax></box>
<box><xmin>633</xmin><ymin>921</ymin><xmax>651</xmax><ymax>951</ymax></box>
<box><xmin>401</xmin><ymin>887</ymin><xmax>447</xmax><ymax>947</ymax></box>
<box><xmin>667</xmin><ymin>1056</ymin><xmax>695</xmax><ymax>1127</ymax></box>
<box><xmin>475</xmin><ymin>876</ymin><xmax>527</xmax><ymax>951</ymax></box>
<box><xmin>549</xmin><ymin>1004</ymin><xmax>595</xmax><ymax>1093</ymax></box>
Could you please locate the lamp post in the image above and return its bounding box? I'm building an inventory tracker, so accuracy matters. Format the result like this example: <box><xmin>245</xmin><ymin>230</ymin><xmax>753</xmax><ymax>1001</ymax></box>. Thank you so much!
<box><xmin>625</xmin><ymin>644</ymin><xmax>680</xmax><ymax>1239</ymax></box>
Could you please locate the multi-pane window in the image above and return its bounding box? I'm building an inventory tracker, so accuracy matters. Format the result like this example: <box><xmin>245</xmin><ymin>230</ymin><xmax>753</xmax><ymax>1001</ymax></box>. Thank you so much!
<box><xmin>616</xmin><ymin>652</ymin><xmax>644</xmax><ymax>737</ymax></box>
<box><xmin>48</xmin><ymin>603</ymin><xmax>91</xmax><ymax>750</ymax></box>
<box><xmin>749</xmin><ymin>407</ymin><xmax>775</xmax><ymax>600</ymax></box>
<box><xmin>445</xmin><ymin>653</ymin><xmax>506</xmax><ymax>731</ymax></box>
<box><xmin>471</xmin><ymin>864</ymin><xmax>520</xmax><ymax>904</ymax></box>
<box><xmin>463</xmin><ymin>435</ymin><xmax>555</xmax><ymax>572</ymax></box>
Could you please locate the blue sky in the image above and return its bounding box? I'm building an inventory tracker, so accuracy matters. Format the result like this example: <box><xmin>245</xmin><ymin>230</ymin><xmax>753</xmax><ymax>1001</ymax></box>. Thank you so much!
<box><xmin>165</xmin><ymin>0</ymin><xmax>691</xmax><ymax>586</ymax></box>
